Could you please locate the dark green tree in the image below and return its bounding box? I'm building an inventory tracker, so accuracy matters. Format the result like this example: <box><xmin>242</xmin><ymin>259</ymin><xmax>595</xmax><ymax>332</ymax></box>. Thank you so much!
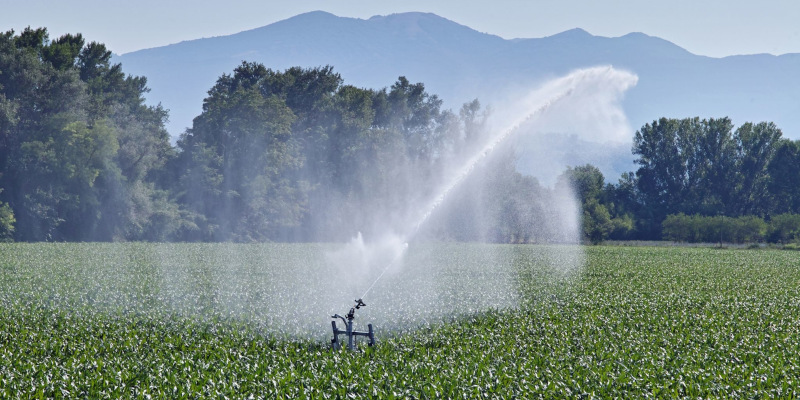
<box><xmin>733</xmin><ymin>122</ymin><xmax>783</xmax><ymax>216</ymax></box>
<box><xmin>374</xmin><ymin>76</ymin><xmax>444</xmax><ymax>163</ymax></box>
<box><xmin>0</xmin><ymin>28</ymin><xmax>176</xmax><ymax>241</ymax></box>
<box><xmin>632</xmin><ymin>118</ymin><xmax>696</xmax><ymax>236</ymax></box>
<box><xmin>766</xmin><ymin>139</ymin><xmax>800</xmax><ymax>214</ymax></box>
<box><xmin>694</xmin><ymin>117</ymin><xmax>736</xmax><ymax>215</ymax></box>
<box><xmin>767</xmin><ymin>213</ymin><xmax>800</xmax><ymax>244</ymax></box>
<box><xmin>559</xmin><ymin>165</ymin><xmax>607</xmax><ymax>243</ymax></box>
<box><xmin>632</xmin><ymin>117</ymin><xmax>743</xmax><ymax>237</ymax></box>
<box><xmin>175</xmin><ymin>62</ymin><xmax>301</xmax><ymax>241</ymax></box>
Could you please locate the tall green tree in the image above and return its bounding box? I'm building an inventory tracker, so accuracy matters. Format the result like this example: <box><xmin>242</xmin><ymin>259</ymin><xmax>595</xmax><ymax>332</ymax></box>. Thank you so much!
<box><xmin>632</xmin><ymin>118</ymin><xmax>698</xmax><ymax>235</ymax></box>
<box><xmin>374</xmin><ymin>76</ymin><xmax>444</xmax><ymax>163</ymax></box>
<box><xmin>766</xmin><ymin>139</ymin><xmax>800</xmax><ymax>214</ymax></box>
<box><xmin>175</xmin><ymin>62</ymin><xmax>301</xmax><ymax>241</ymax></box>
<box><xmin>632</xmin><ymin>117</ymin><xmax>755</xmax><ymax>237</ymax></box>
<box><xmin>733</xmin><ymin>122</ymin><xmax>783</xmax><ymax>216</ymax></box>
<box><xmin>630</xmin><ymin>117</ymin><xmax>790</xmax><ymax>238</ymax></box>
<box><xmin>0</xmin><ymin>27</ymin><xmax>176</xmax><ymax>241</ymax></box>
<box><xmin>693</xmin><ymin>117</ymin><xmax>736</xmax><ymax>215</ymax></box>
<box><xmin>557</xmin><ymin>164</ymin><xmax>632</xmax><ymax>244</ymax></box>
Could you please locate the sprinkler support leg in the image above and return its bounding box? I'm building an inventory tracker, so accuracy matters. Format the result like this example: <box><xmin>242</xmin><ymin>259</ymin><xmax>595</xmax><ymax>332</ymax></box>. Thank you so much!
<box><xmin>331</xmin><ymin>314</ymin><xmax>375</xmax><ymax>350</ymax></box>
<box><xmin>331</xmin><ymin>321</ymin><xmax>341</xmax><ymax>350</ymax></box>
<box><xmin>367</xmin><ymin>324</ymin><xmax>375</xmax><ymax>346</ymax></box>
<box><xmin>347</xmin><ymin>318</ymin><xmax>354</xmax><ymax>350</ymax></box>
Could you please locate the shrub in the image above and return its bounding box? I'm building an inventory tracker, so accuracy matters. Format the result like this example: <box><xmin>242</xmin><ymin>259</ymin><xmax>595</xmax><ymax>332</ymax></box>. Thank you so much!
<box><xmin>0</xmin><ymin>202</ymin><xmax>14</xmax><ymax>242</ymax></box>
<box><xmin>662</xmin><ymin>214</ymin><xmax>766</xmax><ymax>243</ymax></box>
<box><xmin>767</xmin><ymin>213</ymin><xmax>800</xmax><ymax>244</ymax></box>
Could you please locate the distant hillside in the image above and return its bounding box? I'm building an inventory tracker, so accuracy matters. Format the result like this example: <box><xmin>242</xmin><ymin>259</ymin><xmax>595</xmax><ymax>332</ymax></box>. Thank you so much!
<box><xmin>115</xmin><ymin>11</ymin><xmax>800</xmax><ymax>181</ymax></box>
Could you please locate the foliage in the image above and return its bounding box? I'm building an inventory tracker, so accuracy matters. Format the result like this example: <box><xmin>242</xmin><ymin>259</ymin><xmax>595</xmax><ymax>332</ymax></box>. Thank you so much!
<box><xmin>3</xmin><ymin>27</ymin><xmax>800</xmax><ymax>244</ymax></box>
<box><xmin>557</xmin><ymin>165</ymin><xmax>632</xmax><ymax>244</ymax></box>
<box><xmin>734</xmin><ymin>122</ymin><xmax>783</xmax><ymax>215</ymax></box>
<box><xmin>625</xmin><ymin>117</ymin><xmax>797</xmax><ymax>240</ymax></box>
<box><xmin>1</xmin><ymin>244</ymin><xmax>799</xmax><ymax>397</ymax></box>
<box><xmin>662</xmin><ymin>213</ymin><xmax>767</xmax><ymax>243</ymax></box>
<box><xmin>172</xmin><ymin>61</ymin><xmax>554</xmax><ymax>243</ymax></box>
<box><xmin>0</xmin><ymin>27</ymin><xmax>175</xmax><ymax>241</ymax></box>
<box><xmin>0</xmin><ymin>202</ymin><xmax>12</xmax><ymax>242</ymax></box>
<box><xmin>174</xmin><ymin>63</ymin><xmax>301</xmax><ymax>241</ymax></box>
<box><xmin>766</xmin><ymin>140</ymin><xmax>800</xmax><ymax>214</ymax></box>
<box><xmin>766</xmin><ymin>213</ymin><xmax>800</xmax><ymax>244</ymax></box>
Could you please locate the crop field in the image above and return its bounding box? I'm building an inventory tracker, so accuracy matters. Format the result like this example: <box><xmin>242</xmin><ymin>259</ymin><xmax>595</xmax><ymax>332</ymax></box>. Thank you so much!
<box><xmin>1</xmin><ymin>243</ymin><xmax>799</xmax><ymax>398</ymax></box>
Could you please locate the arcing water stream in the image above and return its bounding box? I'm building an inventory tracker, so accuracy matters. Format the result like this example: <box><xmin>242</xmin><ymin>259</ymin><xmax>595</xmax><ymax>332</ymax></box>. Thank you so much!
<box><xmin>145</xmin><ymin>66</ymin><xmax>639</xmax><ymax>340</ymax></box>
<box><xmin>26</xmin><ymin>68</ymin><xmax>639</xmax><ymax>344</ymax></box>
<box><xmin>351</xmin><ymin>66</ymin><xmax>639</xmax><ymax>305</ymax></box>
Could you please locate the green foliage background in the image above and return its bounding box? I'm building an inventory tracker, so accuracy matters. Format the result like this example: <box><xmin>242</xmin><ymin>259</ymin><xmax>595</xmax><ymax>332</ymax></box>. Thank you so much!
<box><xmin>3</xmin><ymin>27</ymin><xmax>800</xmax><ymax>244</ymax></box>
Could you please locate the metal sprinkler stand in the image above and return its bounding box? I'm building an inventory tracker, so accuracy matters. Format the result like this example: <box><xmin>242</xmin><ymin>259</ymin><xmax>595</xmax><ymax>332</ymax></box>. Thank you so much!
<box><xmin>331</xmin><ymin>298</ymin><xmax>375</xmax><ymax>350</ymax></box>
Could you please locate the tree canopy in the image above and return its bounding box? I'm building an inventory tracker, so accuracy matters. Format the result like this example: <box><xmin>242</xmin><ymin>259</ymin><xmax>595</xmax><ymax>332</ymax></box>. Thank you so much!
<box><xmin>583</xmin><ymin>117</ymin><xmax>800</xmax><ymax>242</ymax></box>
<box><xmin>2</xmin><ymin>27</ymin><xmax>800</xmax><ymax>244</ymax></box>
<box><xmin>0</xmin><ymin>27</ymin><xmax>173</xmax><ymax>241</ymax></box>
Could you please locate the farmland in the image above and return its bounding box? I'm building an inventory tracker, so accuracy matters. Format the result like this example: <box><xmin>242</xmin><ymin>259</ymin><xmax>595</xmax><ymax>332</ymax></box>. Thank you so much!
<box><xmin>1</xmin><ymin>243</ymin><xmax>799</xmax><ymax>398</ymax></box>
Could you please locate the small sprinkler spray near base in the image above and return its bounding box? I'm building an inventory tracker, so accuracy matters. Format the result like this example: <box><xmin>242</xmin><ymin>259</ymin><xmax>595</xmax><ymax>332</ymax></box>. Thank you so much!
<box><xmin>331</xmin><ymin>298</ymin><xmax>375</xmax><ymax>350</ymax></box>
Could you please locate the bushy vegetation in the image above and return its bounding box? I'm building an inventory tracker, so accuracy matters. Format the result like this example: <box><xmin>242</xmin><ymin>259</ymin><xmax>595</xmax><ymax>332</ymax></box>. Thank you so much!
<box><xmin>766</xmin><ymin>213</ymin><xmax>800</xmax><ymax>244</ymax></box>
<box><xmin>567</xmin><ymin>117</ymin><xmax>800</xmax><ymax>243</ymax></box>
<box><xmin>662</xmin><ymin>213</ymin><xmax>763</xmax><ymax>243</ymax></box>
<box><xmin>2</xmin><ymin>27</ymin><xmax>800</xmax><ymax>244</ymax></box>
<box><xmin>0</xmin><ymin>188</ymin><xmax>13</xmax><ymax>241</ymax></box>
<box><xmin>659</xmin><ymin>212</ymin><xmax>800</xmax><ymax>244</ymax></box>
<box><xmin>1</xmin><ymin>243</ymin><xmax>799</xmax><ymax>397</ymax></box>
<box><xmin>0</xmin><ymin>28</ymin><xmax>571</xmax><ymax>244</ymax></box>
<box><xmin>0</xmin><ymin>28</ymin><xmax>172</xmax><ymax>242</ymax></box>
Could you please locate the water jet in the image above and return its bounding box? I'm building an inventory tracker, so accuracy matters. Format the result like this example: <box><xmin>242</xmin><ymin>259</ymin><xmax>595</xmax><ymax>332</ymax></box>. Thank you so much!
<box><xmin>326</xmin><ymin>66</ymin><xmax>638</xmax><ymax>348</ymax></box>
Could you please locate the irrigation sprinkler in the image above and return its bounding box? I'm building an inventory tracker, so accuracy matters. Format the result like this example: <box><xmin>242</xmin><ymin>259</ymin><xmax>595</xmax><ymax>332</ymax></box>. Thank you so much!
<box><xmin>331</xmin><ymin>298</ymin><xmax>375</xmax><ymax>351</ymax></box>
<box><xmin>325</xmin><ymin>67</ymin><xmax>634</xmax><ymax>351</ymax></box>
<box><xmin>329</xmin><ymin>243</ymin><xmax>407</xmax><ymax>350</ymax></box>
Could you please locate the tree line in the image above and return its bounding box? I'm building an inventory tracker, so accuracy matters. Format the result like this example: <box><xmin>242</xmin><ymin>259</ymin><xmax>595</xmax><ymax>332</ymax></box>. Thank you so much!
<box><xmin>2</xmin><ymin>28</ymin><xmax>800</xmax><ymax>244</ymax></box>
<box><xmin>0</xmin><ymin>28</ymin><xmax>172</xmax><ymax>241</ymax></box>
<box><xmin>568</xmin><ymin>117</ymin><xmax>800</xmax><ymax>244</ymax></box>
<box><xmin>0</xmin><ymin>28</ymin><xmax>568</xmax><ymax>243</ymax></box>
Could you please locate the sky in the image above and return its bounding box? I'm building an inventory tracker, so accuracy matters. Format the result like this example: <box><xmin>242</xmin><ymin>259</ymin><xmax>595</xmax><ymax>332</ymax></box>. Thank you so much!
<box><xmin>2</xmin><ymin>0</ymin><xmax>799</xmax><ymax>58</ymax></box>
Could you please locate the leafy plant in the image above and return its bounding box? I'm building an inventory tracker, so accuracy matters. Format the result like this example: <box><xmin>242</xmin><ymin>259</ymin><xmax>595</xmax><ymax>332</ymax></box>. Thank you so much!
<box><xmin>0</xmin><ymin>243</ymin><xmax>798</xmax><ymax>397</ymax></box>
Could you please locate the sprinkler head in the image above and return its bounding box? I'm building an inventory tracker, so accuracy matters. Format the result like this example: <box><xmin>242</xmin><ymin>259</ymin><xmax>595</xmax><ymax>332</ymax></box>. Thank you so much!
<box><xmin>354</xmin><ymin>298</ymin><xmax>366</xmax><ymax>309</ymax></box>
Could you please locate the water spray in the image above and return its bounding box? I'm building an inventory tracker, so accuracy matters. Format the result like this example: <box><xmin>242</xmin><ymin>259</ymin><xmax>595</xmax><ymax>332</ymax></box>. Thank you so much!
<box><xmin>330</xmin><ymin>78</ymin><xmax>575</xmax><ymax>351</ymax></box>
<box><xmin>359</xmin><ymin>242</ymin><xmax>409</xmax><ymax>300</ymax></box>
<box><xmin>329</xmin><ymin>66</ymin><xmax>638</xmax><ymax>349</ymax></box>
<box><xmin>330</xmin><ymin>243</ymin><xmax>407</xmax><ymax>350</ymax></box>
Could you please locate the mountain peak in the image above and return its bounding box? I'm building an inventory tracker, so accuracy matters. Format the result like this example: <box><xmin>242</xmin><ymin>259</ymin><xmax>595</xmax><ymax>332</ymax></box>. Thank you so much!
<box><xmin>267</xmin><ymin>10</ymin><xmax>352</xmax><ymax>28</ymax></box>
<box><xmin>363</xmin><ymin>11</ymin><xmax>505</xmax><ymax>44</ymax></box>
<box><xmin>617</xmin><ymin>31</ymin><xmax>693</xmax><ymax>56</ymax></box>
<box><xmin>547</xmin><ymin>28</ymin><xmax>593</xmax><ymax>39</ymax></box>
<box><xmin>367</xmin><ymin>11</ymin><xmax>484</xmax><ymax>32</ymax></box>
<box><xmin>115</xmin><ymin>11</ymin><xmax>799</xmax><ymax>140</ymax></box>
<box><xmin>368</xmin><ymin>12</ymin><xmax>447</xmax><ymax>23</ymax></box>
<box><xmin>285</xmin><ymin>10</ymin><xmax>339</xmax><ymax>21</ymax></box>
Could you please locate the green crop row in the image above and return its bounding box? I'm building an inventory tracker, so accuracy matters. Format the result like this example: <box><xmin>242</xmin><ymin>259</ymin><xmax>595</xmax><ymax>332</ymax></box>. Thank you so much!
<box><xmin>0</xmin><ymin>244</ymin><xmax>799</xmax><ymax>398</ymax></box>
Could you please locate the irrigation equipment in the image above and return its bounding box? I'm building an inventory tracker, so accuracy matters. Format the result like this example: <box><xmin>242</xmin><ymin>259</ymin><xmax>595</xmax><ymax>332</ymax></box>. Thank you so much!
<box><xmin>327</xmin><ymin>67</ymin><xmax>637</xmax><ymax>350</ymax></box>
<box><xmin>331</xmin><ymin>298</ymin><xmax>375</xmax><ymax>351</ymax></box>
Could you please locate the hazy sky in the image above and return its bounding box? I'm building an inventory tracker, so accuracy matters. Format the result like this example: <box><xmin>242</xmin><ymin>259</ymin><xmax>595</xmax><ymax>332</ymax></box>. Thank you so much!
<box><xmin>2</xmin><ymin>0</ymin><xmax>799</xmax><ymax>57</ymax></box>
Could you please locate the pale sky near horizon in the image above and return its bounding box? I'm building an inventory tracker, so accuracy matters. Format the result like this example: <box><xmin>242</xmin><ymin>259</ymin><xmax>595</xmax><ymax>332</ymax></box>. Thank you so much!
<box><xmin>2</xmin><ymin>0</ymin><xmax>799</xmax><ymax>58</ymax></box>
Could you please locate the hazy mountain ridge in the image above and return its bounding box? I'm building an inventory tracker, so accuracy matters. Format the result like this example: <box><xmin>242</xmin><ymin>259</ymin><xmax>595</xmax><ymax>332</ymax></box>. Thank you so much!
<box><xmin>115</xmin><ymin>11</ymin><xmax>800</xmax><ymax>180</ymax></box>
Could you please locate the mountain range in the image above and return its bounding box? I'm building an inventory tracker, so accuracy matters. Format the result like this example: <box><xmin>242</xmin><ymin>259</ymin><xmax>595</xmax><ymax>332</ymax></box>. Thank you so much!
<box><xmin>115</xmin><ymin>11</ymin><xmax>800</xmax><ymax>181</ymax></box>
